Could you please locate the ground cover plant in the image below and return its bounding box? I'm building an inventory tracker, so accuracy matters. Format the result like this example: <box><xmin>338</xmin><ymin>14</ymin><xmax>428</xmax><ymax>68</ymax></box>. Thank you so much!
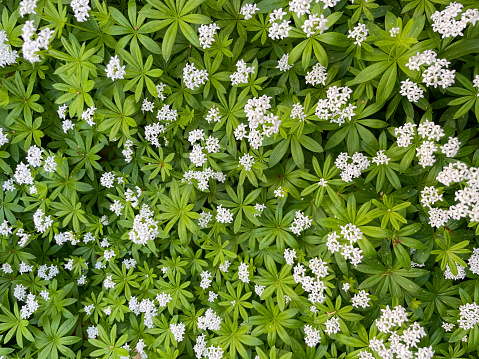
<box><xmin>1</xmin><ymin>0</ymin><xmax>479</xmax><ymax>358</ymax></box>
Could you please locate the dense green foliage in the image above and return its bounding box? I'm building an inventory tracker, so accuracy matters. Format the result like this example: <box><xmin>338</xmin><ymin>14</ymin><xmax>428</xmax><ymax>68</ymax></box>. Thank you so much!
<box><xmin>0</xmin><ymin>0</ymin><xmax>479</xmax><ymax>358</ymax></box>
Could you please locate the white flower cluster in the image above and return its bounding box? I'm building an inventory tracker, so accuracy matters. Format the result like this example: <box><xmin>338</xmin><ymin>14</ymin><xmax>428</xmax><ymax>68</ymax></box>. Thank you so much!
<box><xmin>105</xmin><ymin>55</ymin><xmax>126</xmax><ymax>80</ymax></box>
<box><xmin>0</xmin><ymin>221</ymin><xmax>13</xmax><ymax>237</ymax></box>
<box><xmin>128</xmin><ymin>204</ymin><xmax>159</xmax><ymax>245</ymax></box>
<box><xmin>304</xmin><ymin>324</ymin><xmax>321</xmax><ymax>347</ymax></box>
<box><xmin>474</xmin><ymin>74</ymin><xmax>479</xmax><ymax>95</ymax></box>
<box><xmin>302</xmin><ymin>14</ymin><xmax>329</xmax><ymax>37</ymax></box>
<box><xmin>216</xmin><ymin>205</ymin><xmax>233</xmax><ymax>224</ymax></box>
<box><xmin>427</xmin><ymin>162</ymin><xmax>479</xmax><ymax>227</ymax></box>
<box><xmin>200</xmin><ymin>271</ymin><xmax>212</xmax><ymax>290</ymax></box>
<box><xmin>182</xmin><ymin>168</ymin><xmax>226</xmax><ymax>191</ymax></box>
<box><xmin>0</xmin><ymin>30</ymin><xmax>17</xmax><ymax>67</ymax></box>
<box><xmin>468</xmin><ymin>248</ymin><xmax>479</xmax><ymax>275</ymax></box>
<box><xmin>183</xmin><ymin>63</ymin><xmax>209</xmax><ymax>90</ymax></box>
<box><xmin>444</xmin><ymin>263</ymin><xmax>466</xmax><ymax>280</ymax></box>
<box><xmin>290</xmin><ymin>211</ymin><xmax>312</xmax><ymax>235</ymax></box>
<box><xmin>289</xmin><ymin>0</ymin><xmax>311</xmax><ymax>17</ymax></box>
<box><xmin>269</xmin><ymin>18</ymin><xmax>292</xmax><ymax>40</ymax></box>
<box><xmin>293</xmin><ymin>257</ymin><xmax>329</xmax><ymax>304</ymax></box>
<box><xmin>239</xmin><ymin>153</ymin><xmax>255</xmax><ymax>171</ymax></box>
<box><xmin>406</xmin><ymin>50</ymin><xmax>455</xmax><ymax>89</ymax></box>
<box><xmin>348</xmin><ymin>23</ymin><xmax>368</xmax><ymax>46</ymax></box>
<box><xmin>22</xmin><ymin>20</ymin><xmax>53</xmax><ymax>63</ymax></box>
<box><xmin>14</xmin><ymin>162</ymin><xmax>34</xmax><ymax>185</ymax></box>
<box><xmin>20</xmin><ymin>293</ymin><xmax>39</xmax><ymax>319</ymax></box>
<box><xmin>305</xmin><ymin>63</ymin><xmax>328</xmax><ymax>86</ymax></box>
<box><xmin>230</xmin><ymin>60</ymin><xmax>255</xmax><ymax>85</ymax></box>
<box><xmin>390</xmin><ymin>27</ymin><xmax>400</xmax><ymax>37</ymax></box>
<box><xmin>235</xmin><ymin>95</ymin><xmax>281</xmax><ymax>149</ymax></box>
<box><xmin>325</xmin><ymin>317</ymin><xmax>341</xmax><ymax>335</ymax></box>
<box><xmin>122</xmin><ymin>139</ymin><xmax>134</xmax><ymax>163</ymax></box>
<box><xmin>326</xmin><ymin>224</ymin><xmax>364</xmax><ymax>267</ymax></box>
<box><xmin>334</xmin><ymin>152</ymin><xmax>370</xmax><ymax>182</ymax></box>
<box><xmin>400</xmin><ymin>79</ymin><xmax>424</xmax><ymax>103</ymax></box>
<box><xmin>420</xmin><ymin>186</ymin><xmax>442</xmax><ymax>208</ymax></box>
<box><xmin>458</xmin><ymin>302</ymin><xmax>479</xmax><ymax>330</ymax></box>
<box><xmin>144</xmin><ymin>105</ymin><xmax>177</xmax><ymax>147</ymax></box>
<box><xmin>431</xmin><ymin>2</ymin><xmax>479</xmax><ymax>38</ymax></box>
<box><xmin>240</xmin><ymin>3</ymin><xmax>259</xmax><ymax>20</ymax></box>
<box><xmin>19</xmin><ymin>0</ymin><xmax>37</xmax><ymax>16</ymax></box>
<box><xmin>129</xmin><ymin>296</ymin><xmax>159</xmax><ymax>329</ymax></box>
<box><xmin>395</xmin><ymin>121</ymin><xmax>454</xmax><ymax>168</ymax></box>
<box><xmin>277</xmin><ymin>53</ymin><xmax>292</xmax><ymax>72</ymax></box>
<box><xmin>352</xmin><ymin>290</ymin><xmax>370</xmax><ymax>308</ymax></box>
<box><xmin>315</xmin><ymin>86</ymin><xmax>356</xmax><ymax>125</ymax></box>
<box><xmin>373</xmin><ymin>306</ymin><xmax>433</xmax><ymax>359</ymax></box>
<box><xmin>187</xmin><ymin>129</ymin><xmax>221</xmax><ymax>167</ymax></box>
<box><xmin>440</xmin><ymin>136</ymin><xmax>461</xmax><ymax>157</ymax></box>
<box><xmin>372</xmin><ymin>150</ymin><xmax>390</xmax><ymax>166</ymax></box>
<box><xmin>71</xmin><ymin>0</ymin><xmax>91</xmax><ymax>22</ymax></box>
<box><xmin>284</xmin><ymin>248</ymin><xmax>296</xmax><ymax>265</ymax></box>
<box><xmin>141</xmin><ymin>99</ymin><xmax>154</xmax><ymax>113</ymax></box>
<box><xmin>198</xmin><ymin>23</ymin><xmax>220</xmax><ymax>49</ymax></box>
<box><xmin>170</xmin><ymin>322</ymin><xmax>186</xmax><ymax>342</ymax></box>
<box><xmin>206</xmin><ymin>107</ymin><xmax>221</xmax><ymax>123</ymax></box>
<box><xmin>33</xmin><ymin>208</ymin><xmax>53</xmax><ymax>233</ymax></box>
<box><xmin>238</xmin><ymin>262</ymin><xmax>250</xmax><ymax>283</ymax></box>
<box><xmin>291</xmin><ymin>103</ymin><xmax>306</xmax><ymax>122</ymax></box>
<box><xmin>194</xmin><ymin>334</ymin><xmax>224</xmax><ymax>359</ymax></box>
<box><xmin>198</xmin><ymin>308</ymin><xmax>222</xmax><ymax>330</ymax></box>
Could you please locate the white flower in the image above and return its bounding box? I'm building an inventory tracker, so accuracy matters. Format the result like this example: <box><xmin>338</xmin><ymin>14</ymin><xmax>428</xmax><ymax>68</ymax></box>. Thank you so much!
<box><xmin>197</xmin><ymin>308</ymin><xmax>222</xmax><ymax>331</ymax></box>
<box><xmin>269</xmin><ymin>8</ymin><xmax>287</xmax><ymax>23</ymax></box>
<box><xmin>348</xmin><ymin>23</ymin><xmax>368</xmax><ymax>46</ymax></box>
<box><xmin>0</xmin><ymin>30</ymin><xmax>17</xmax><ymax>67</ymax></box>
<box><xmin>444</xmin><ymin>263</ymin><xmax>466</xmax><ymax>280</ymax></box>
<box><xmin>400</xmin><ymin>79</ymin><xmax>424</xmax><ymax>103</ymax></box>
<box><xmin>389</xmin><ymin>27</ymin><xmax>400</xmax><ymax>37</ymax></box>
<box><xmin>315</xmin><ymin>86</ymin><xmax>355</xmax><ymax>125</ymax></box>
<box><xmin>277</xmin><ymin>53</ymin><xmax>292</xmax><ymax>72</ymax></box>
<box><xmin>325</xmin><ymin>317</ymin><xmax>341</xmax><ymax>335</ymax></box>
<box><xmin>291</xmin><ymin>103</ymin><xmax>306</xmax><ymax>122</ymax></box>
<box><xmin>351</xmin><ymin>290</ymin><xmax>370</xmax><ymax>308</ymax></box>
<box><xmin>100</xmin><ymin>172</ymin><xmax>116</xmax><ymax>188</ymax></box>
<box><xmin>71</xmin><ymin>0</ymin><xmax>90</xmax><ymax>22</ymax></box>
<box><xmin>290</xmin><ymin>211</ymin><xmax>312</xmax><ymax>235</ymax></box>
<box><xmin>274</xmin><ymin>186</ymin><xmax>285</xmax><ymax>198</ymax></box>
<box><xmin>268</xmin><ymin>20</ymin><xmax>291</xmax><ymax>40</ymax></box>
<box><xmin>216</xmin><ymin>205</ymin><xmax>233</xmax><ymax>224</ymax></box>
<box><xmin>238</xmin><ymin>262</ymin><xmax>250</xmax><ymax>283</ymax></box>
<box><xmin>372</xmin><ymin>150</ymin><xmax>390</xmax><ymax>165</ymax></box>
<box><xmin>87</xmin><ymin>326</ymin><xmax>99</xmax><ymax>339</ymax></box>
<box><xmin>306</xmin><ymin>63</ymin><xmax>328</xmax><ymax>86</ymax></box>
<box><xmin>440</xmin><ymin>136</ymin><xmax>460</xmax><ymax>157</ymax></box>
<box><xmin>82</xmin><ymin>106</ymin><xmax>96</xmax><ymax>126</ymax></box>
<box><xmin>458</xmin><ymin>302</ymin><xmax>479</xmax><ymax>330</ymax></box>
<box><xmin>431</xmin><ymin>3</ymin><xmax>479</xmax><ymax>38</ymax></box>
<box><xmin>14</xmin><ymin>162</ymin><xmax>34</xmax><ymax>185</ymax></box>
<box><xmin>198</xmin><ymin>23</ymin><xmax>220</xmax><ymax>49</ymax></box>
<box><xmin>183</xmin><ymin>63</ymin><xmax>208</xmax><ymax>90</ymax></box>
<box><xmin>198</xmin><ymin>211</ymin><xmax>213</xmax><ymax>227</ymax></box>
<box><xmin>141</xmin><ymin>99</ymin><xmax>154</xmax><ymax>113</ymax></box>
<box><xmin>302</xmin><ymin>14</ymin><xmax>329</xmax><ymax>37</ymax></box>
<box><xmin>240</xmin><ymin>3</ymin><xmax>259</xmax><ymax>20</ymax></box>
<box><xmin>230</xmin><ymin>60</ymin><xmax>255</xmax><ymax>85</ymax></box>
<box><xmin>206</xmin><ymin>107</ymin><xmax>221</xmax><ymax>123</ymax></box>
<box><xmin>170</xmin><ymin>322</ymin><xmax>186</xmax><ymax>342</ymax></box>
<box><xmin>239</xmin><ymin>153</ymin><xmax>255</xmax><ymax>171</ymax></box>
<box><xmin>19</xmin><ymin>0</ymin><xmax>37</xmax><ymax>17</ymax></box>
<box><xmin>304</xmin><ymin>325</ymin><xmax>321</xmax><ymax>347</ymax></box>
<box><xmin>284</xmin><ymin>248</ymin><xmax>296</xmax><ymax>265</ymax></box>
<box><xmin>105</xmin><ymin>55</ymin><xmax>126</xmax><ymax>80</ymax></box>
<box><xmin>473</xmin><ymin>74</ymin><xmax>479</xmax><ymax>95</ymax></box>
<box><xmin>128</xmin><ymin>204</ymin><xmax>159</xmax><ymax>245</ymax></box>
<box><xmin>62</xmin><ymin>119</ymin><xmax>75</xmax><ymax>133</ymax></box>
<box><xmin>289</xmin><ymin>0</ymin><xmax>312</xmax><ymax>17</ymax></box>
<box><xmin>26</xmin><ymin>145</ymin><xmax>43</xmax><ymax>168</ymax></box>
